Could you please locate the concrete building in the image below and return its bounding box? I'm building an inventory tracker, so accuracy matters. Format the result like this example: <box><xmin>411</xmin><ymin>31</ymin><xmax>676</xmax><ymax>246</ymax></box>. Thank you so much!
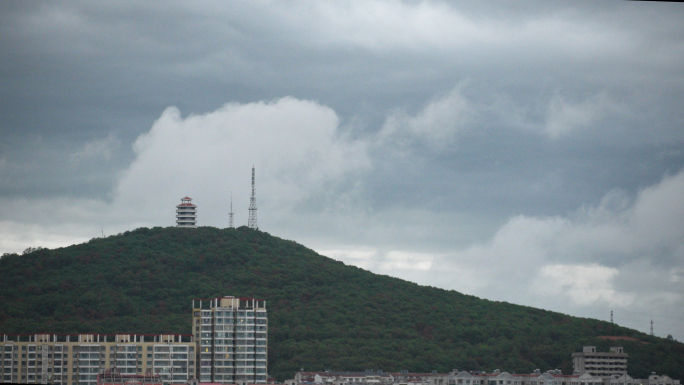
<box><xmin>176</xmin><ymin>197</ymin><xmax>197</xmax><ymax>227</ymax></box>
<box><xmin>607</xmin><ymin>373</ymin><xmax>637</xmax><ymax>385</ymax></box>
<box><xmin>96</xmin><ymin>371</ymin><xmax>163</xmax><ymax>385</ymax></box>
<box><xmin>1</xmin><ymin>295</ymin><xmax>267</xmax><ymax>385</ymax></box>
<box><xmin>290</xmin><ymin>370</ymin><xmax>575</xmax><ymax>385</ymax></box>
<box><xmin>288</xmin><ymin>368</ymin><xmax>680</xmax><ymax>385</ymax></box>
<box><xmin>572</xmin><ymin>346</ymin><xmax>627</xmax><ymax>377</ymax></box>
<box><xmin>646</xmin><ymin>373</ymin><xmax>681</xmax><ymax>385</ymax></box>
<box><xmin>291</xmin><ymin>371</ymin><xmax>435</xmax><ymax>385</ymax></box>
<box><xmin>192</xmin><ymin>296</ymin><xmax>268</xmax><ymax>384</ymax></box>
<box><xmin>0</xmin><ymin>333</ymin><xmax>193</xmax><ymax>385</ymax></box>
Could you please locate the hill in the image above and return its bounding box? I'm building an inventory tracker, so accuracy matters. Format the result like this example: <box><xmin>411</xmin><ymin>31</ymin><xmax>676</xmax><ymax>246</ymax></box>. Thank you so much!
<box><xmin>0</xmin><ymin>226</ymin><xmax>682</xmax><ymax>381</ymax></box>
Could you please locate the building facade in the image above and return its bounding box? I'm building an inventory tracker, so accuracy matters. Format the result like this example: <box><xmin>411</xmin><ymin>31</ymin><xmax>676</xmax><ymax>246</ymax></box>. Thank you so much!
<box><xmin>1</xmin><ymin>295</ymin><xmax>267</xmax><ymax>385</ymax></box>
<box><xmin>192</xmin><ymin>296</ymin><xmax>268</xmax><ymax>384</ymax></box>
<box><xmin>289</xmin><ymin>369</ymin><xmax>680</xmax><ymax>385</ymax></box>
<box><xmin>0</xmin><ymin>333</ymin><xmax>193</xmax><ymax>385</ymax></box>
<box><xmin>572</xmin><ymin>346</ymin><xmax>627</xmax><ymax>377</ymax></box>
<box><xmin>176</xmin><ymin>197</ymin><xmax>197</xmax><ymax>227</ymax></box>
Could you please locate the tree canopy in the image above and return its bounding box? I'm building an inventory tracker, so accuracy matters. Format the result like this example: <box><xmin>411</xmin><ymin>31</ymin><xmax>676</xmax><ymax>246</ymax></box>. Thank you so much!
<box><xmin>1</xmin><ymin>226</ymin><xmax>682</xmax><ymax>381</ymax></box>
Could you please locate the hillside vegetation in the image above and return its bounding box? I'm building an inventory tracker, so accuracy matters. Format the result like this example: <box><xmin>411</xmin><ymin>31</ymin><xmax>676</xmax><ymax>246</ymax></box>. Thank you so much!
<box><xmin>0</xmin><ymin>227</ymin><xmax>682</xmax><ymax>381</ymax></box>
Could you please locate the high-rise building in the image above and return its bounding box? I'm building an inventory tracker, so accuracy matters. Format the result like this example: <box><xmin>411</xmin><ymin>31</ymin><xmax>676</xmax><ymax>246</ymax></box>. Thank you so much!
<box><xmin>176</xmin><ymin>197</ymin><xmax>197</xmax><ymax>227</ymax></box>
<box><xmin>192</xmin><ymin>296</ymin><xmax>268</xmax><ymax>384</ymax></box>
<box><xmin>0</xmin><ymin>333</ymin><xmax>194</xmax><ymax>385</ymax></box>
<box><xmin>1</xmin><ymin>295</ymin><xmax>266</xmax><ymax>385</ymax></box>
<box><xmin>572</xmin><ymin>346</ymin><xmax>628</xmax><ymax>377</ymax></box>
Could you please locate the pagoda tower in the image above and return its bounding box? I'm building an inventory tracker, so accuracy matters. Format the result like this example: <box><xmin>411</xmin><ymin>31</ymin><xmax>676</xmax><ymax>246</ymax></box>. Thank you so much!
<box><xmin>176</xmin><ymin>197</ymin><xmax>197</xmax><ymax>227</ymax></box>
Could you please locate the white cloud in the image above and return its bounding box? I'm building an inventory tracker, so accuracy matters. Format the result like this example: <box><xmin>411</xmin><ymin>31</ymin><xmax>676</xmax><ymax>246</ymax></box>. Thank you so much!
<box><xmin>0</xmin><ymin>220</ymin><xmax>91</xmax><ymax>255</ymax></box>
<box><xmin>270</xmin><ymin>0</ymin><xmax>638</xmax><ymax>61</ymax></box>
<box><xmin>322</xmin><ymin>248</ymin><xmax>434</xmax><ymax>273</ymax></box>
<box><xmin>544</xmin><ymin>92</ymin><xmax>619</xmax><ymax>139</ymax></box>
<box><xmin>69</xmin><ymin>133</ymin><xmax>119</xmax><ymax>163</ymax></box>
<box><xmin>0</xmin><ymin>96</ymin><xmax>373</xmax><ymax>255</ymax></box>
<box><xmin>329</xmin><ymin>170</ymin><xmax>684</xmax><ymax>337</ymax></box>
<box><xmin>533</xmin><ymin>263</ymin><xmax>634</xmax><ymax>307</ymax></box>
<box><xmin>375</xmin><ymin>86</ymin><xmax>472</xmax><ymax>153</ymax></box>
<box><xmin>114</xmin><ymin>97</ymin><xmax>370</xmax><ymax>227</ymax></box>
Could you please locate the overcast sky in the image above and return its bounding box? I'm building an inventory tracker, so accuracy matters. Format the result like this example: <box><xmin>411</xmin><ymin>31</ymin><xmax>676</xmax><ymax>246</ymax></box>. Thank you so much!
<box><xmin>1</xmin><ymin>1</ymin><xmax>683</xmax><ymax>342</ymax></box>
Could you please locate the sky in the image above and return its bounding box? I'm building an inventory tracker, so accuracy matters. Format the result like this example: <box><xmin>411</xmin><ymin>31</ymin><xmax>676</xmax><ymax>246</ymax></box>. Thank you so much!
<box><xmin>1</xmin><ymin>1</ymin><xmax>683</xmax><ymax>342</ymax></box>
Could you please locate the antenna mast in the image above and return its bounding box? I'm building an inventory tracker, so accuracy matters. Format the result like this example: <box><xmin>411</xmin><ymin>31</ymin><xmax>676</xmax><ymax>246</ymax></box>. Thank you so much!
<box><xmin>248</xmin><ymin>166</ymin><xmax>258</xmax><ymax>229</ymax></box>
<box><xmin>229</xmin><ymin>192</ymin><xmax>234</xmax><ymax>228</ymax></box>
<box><xmin>610</xmin><ymin>310</ymin><xmax>613</xmax><ymax>324</ymax></box>
<box><xmin>650</xmin><ymin>318</ymin><xmax>654</xmax><ymax>336</ymax></box>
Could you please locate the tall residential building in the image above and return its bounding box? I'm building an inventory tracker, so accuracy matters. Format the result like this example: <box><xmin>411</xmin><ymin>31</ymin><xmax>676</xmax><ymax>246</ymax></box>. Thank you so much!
<box><xmin>176</xmin><ymin>197</ymin><xmax>197</xmax><ymax>227</ymax></box>
<box><xmin>0</xmin><ymin>333</ymin><xmax>194</xmax><ymax>385</ymax></box>
<box><xmin>192</xmin><ymin>296</ymin><xmax>268</xmax><ymax>384</ymax></box>
<box><xmin>572</xmin><ymin>346</ymin><xmax>627</xmax><ymax>377</ymax></box>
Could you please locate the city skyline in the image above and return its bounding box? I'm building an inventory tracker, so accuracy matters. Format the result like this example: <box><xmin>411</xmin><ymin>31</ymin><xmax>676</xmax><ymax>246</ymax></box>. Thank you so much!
<box><xmin>0</xmin><ymin>1</ymin><xmax>683</xmax><ymax>341</ymax></box>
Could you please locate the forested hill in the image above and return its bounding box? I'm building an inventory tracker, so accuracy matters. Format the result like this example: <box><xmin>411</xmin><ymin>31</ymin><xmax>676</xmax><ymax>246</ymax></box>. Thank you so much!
<box><xmin>0</xmin><ymin>227</ymin><xmax>682</xmax><ymax>381</ymax></box>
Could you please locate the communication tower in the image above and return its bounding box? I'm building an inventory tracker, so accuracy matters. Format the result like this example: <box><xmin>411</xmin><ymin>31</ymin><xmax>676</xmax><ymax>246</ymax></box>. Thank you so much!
<box><xmin>651</xmin><ymin>319</ymin><xmax>654</xmax><ymax>336</ymax></box>
<box><xmin>248</xmin><ymin>166</ymin><xmax>258</xmax><ymax>229</ymax></box>
<box><xmin>229</xmin><ymin>192</ymin><xmax>235</xmax><ymax>228</ymax></box>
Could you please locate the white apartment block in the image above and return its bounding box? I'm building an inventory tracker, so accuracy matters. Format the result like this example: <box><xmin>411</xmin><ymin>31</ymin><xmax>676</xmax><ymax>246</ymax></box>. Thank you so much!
<box><xmin>192</xmin><ymin>296</ymin><xmax>268</xmax><ymax>384</ymax></box>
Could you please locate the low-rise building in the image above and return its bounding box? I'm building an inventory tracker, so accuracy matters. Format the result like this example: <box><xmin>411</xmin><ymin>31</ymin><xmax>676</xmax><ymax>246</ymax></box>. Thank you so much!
<box><xmin>288</xmin><ymin>369</ymin><xmax>680</xmax><ymax>385</ymax></box>
<box><xmin>645</xmin><ymin>373</ymin><xmax>680</xmax><ymax>385</ymax></box>
<box><xmin>0</xmin><ymin>333</ymin><xmax>193</xmax><ymax>385</ymax></box>
<box><xmin>572</xmin><ymin>347</ymin><xmax>627</xmax><ymax>377</ymax></box>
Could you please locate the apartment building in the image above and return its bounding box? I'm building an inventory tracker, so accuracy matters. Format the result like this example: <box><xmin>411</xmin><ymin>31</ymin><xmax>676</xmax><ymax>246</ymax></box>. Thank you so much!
<box><xmin>290</xmin><ymin>370</ymin><xmax>573</xmax><ymax>385</ymax></box>
<box><xmin>291</xmin><ymin>371</ymin><xmax>439</xmax><ymax>385</ymax></box>
<box><xmin>0</xmin><ymin>333</ymin><xmax>193</xmax><ymax>385</ymax></box>
<box><xmin>572</xmin><ymin>346</ymin><xmax>627</xmax><ymax>377</ymax></box>
<box><xmin>192</xmin><ymin>296</ymin><xmax>268</xmax><ymax>384</ymax></box>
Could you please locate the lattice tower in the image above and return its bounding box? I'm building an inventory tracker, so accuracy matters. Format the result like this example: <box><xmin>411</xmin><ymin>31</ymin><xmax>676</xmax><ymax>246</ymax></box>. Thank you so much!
<box><xmin>248</xmin><ymin>166</ymin><xmax>258</xmax><ymax>229</ymax></box>
<box><xmin>229</xmin><ymin>192</ymin><xmax>235</xmax><ymax>228</ymax></box>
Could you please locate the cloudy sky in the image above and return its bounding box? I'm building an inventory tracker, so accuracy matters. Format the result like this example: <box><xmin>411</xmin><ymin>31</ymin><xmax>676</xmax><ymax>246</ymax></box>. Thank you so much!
<box><xmin>1</xmin><ymin>1</ymin><xmax>683</xmax><ymax>341</ymax></box>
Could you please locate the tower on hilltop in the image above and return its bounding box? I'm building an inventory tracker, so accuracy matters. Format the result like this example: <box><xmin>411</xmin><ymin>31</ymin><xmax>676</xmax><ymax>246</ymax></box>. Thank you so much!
<box><xmin>176</xmin><ymin>197</ymin><xmax>197</xmax><ymax>227</ymax></box>
<box><xmin>248</xmin><ymin>166</ymin><xmax>258</xmax><ymax>229</ymax></box>
<box><xmin>229</xmin><ymin>192</ymin><xmax>235</xmax><ymax>228</ymax></box>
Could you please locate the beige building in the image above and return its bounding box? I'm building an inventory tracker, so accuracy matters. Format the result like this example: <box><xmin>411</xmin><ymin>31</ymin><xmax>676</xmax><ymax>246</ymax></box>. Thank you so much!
<box><xmin>572</xmin><ymin>346</ymin><xmax>627</xmax><ymax>377</ymax></box>
<box><xmin>1</xmin><ymin>333</ymin><xmax>193</xmax><ymax>385</ymax></box>
<box><xmin>1</xmin><ymin>295</ymin><xmax>268</xmax><ymax>385</ymax></box>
